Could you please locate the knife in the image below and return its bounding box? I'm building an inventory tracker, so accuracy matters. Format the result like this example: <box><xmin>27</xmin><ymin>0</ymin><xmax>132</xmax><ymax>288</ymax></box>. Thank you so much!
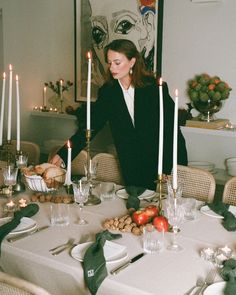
<box><xmin>7</xmin><ymin>225</ymin><xmax>49</xmax><ymax>243</ymax></box>
<box><xmin>110</xmin><ymin>253</ymin><xmax>145</xmax><ymax>275</ymax></box>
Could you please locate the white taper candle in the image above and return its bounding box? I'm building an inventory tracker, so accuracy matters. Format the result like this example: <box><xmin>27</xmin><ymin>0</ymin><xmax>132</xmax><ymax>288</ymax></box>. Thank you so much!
<box><xmin>158</xmin><ymin>78</ymin><xmax>163</xmax><ymax>175</ymax></box>
<box><xmin>173</xmin><ymin>89</ymin><xmax>179</xmax><ymax>190</ymax></box>
<box><xmin>0</xmin><ymin>72</ymin><xmax>6</xmax><ymax>145</ymax></box>
<box><xmin>7</xmin><ymin>64</ymin><xmax>13</xmax><ymax>141</ymax></box>
<box><xmin>86</xmin><ymin>51</ymin><xmax>92</xmax><ymax>130</ymax></box>
<box><xmin>16</xmin><ymin>75</ymin><xmax>20</xmax><ymax>151</ymax></box>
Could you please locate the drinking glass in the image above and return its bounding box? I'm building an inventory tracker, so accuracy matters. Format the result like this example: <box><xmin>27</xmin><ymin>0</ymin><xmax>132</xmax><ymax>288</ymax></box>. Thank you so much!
<box><xmin>3</xmin><ymin>165</ymin><xmax>18</xmax><ymax>197</ymax></box>
<box><xmin>15</xmin><ymin>153</ymin><xmax>28</xmax><ymax>191</ymax></box>
<box><xmin>166</xmin><ymin>202</ymin><xmax>184</xmax><ymax>252</ymax></box>
<box><xmin>84</xmin><ymin>160</ymin><xmax>98</xmax><ymax>182</ymax></box>
<box><xmin>72</xmin><ymin>181</ymin><xmax>90</xmax><ymax>225</ymax></box>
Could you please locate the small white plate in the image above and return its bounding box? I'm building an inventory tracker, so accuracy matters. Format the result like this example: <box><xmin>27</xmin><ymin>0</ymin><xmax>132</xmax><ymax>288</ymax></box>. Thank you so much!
<box><xmin>203</xmin><ymin>281</ymin><xmax>226</xmax><ymax>295</ymax></box>
<box><xmin>116</xmin><ymin>188</ymin><xmax>156</xmax><ymax>200</ymax></box>
<box><xmin>200</xmin><ymin>205</ymin><xmax>236</xmax><ymax>219</ymax></box>
<box><xmin>71</xmin><ymin>240</ymin><xmax>128</xmax><ymax>264</ymax></box>
<box><xmin>8</xmin><ymin>217</ymin><xmax>37</xmax><ymax>235</ymax></box>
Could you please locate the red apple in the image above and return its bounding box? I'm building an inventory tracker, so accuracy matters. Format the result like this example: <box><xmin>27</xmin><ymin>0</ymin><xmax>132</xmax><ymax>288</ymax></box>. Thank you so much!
<box><xmin>153</xmin><ymin>216</ymin><xmax>169</xmax><ymax>232</ymax></box>
<box><xmin>144</xmin><ymin>205</ymin><xmax>159</xmax><ymax>219</ymax></box>
<box><xmin>132</xmin><ymin>209</ymin><xmax>149</xmax><ymax>226</ymax></box>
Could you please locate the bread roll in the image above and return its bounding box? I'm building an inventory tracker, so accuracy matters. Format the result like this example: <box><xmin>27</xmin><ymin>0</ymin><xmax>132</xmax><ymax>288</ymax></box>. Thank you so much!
<box><xmin>43</xmin><ymin>167</ymin><xmax>65</xmax><ymax>183</ymax></box>
<box><xmin>35</xmin><ymin>163</ymin><xmax>56</xmax><ymax>175</ymax></box>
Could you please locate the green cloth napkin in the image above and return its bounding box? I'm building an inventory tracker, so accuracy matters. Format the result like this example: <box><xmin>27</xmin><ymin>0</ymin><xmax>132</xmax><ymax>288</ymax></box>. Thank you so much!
<box><xmin>0</xmin><ymin>203</ymin><xmax>39</xmax><ymax>251</ymax></box>
<box><xmin>125</xmin><ymin>186</ymin><xmax>146</xmax><ymax>211</ymax></box>
<box><xmin>220</xmin><ymin>258</ymin><xmax>236</xmax><ymax>295</ymax></box>
<box><xmin>208</xmin><ymin>201</ymin><xmax>236</xmax><ymax>231</ymax></box>
<box><xmin>83</xmin><ymin>230</ymin><xmax>122</xmax><ymax>295</ymax></box>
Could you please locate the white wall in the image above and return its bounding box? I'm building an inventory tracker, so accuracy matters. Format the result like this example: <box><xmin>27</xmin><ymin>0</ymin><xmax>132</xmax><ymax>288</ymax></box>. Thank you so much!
<box><xmin>0</xmin><ymin>0</ymin><xmax>76</xmax><ymax>144</ymax></box>
<box><xmin>163</xmin><ymin>0</ymin><xmax>236</xmax><ymax>123</ymax></box>
<box><xmin>0</xmin><ymin>0</ymin><xmax>236</xmax><ymax>160</ymax></box>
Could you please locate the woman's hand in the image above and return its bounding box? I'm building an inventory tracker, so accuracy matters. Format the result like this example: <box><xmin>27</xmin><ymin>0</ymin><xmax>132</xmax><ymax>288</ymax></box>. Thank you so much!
<box><xmin>49</xmin><ymin>154</ymin><xmax>64</xmax><ymax>167</ymax></box>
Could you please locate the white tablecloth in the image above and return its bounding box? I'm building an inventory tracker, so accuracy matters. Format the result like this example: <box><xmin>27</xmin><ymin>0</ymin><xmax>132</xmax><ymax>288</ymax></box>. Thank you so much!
<box><xmin>0</xmin><ymin>191</ymin><xmax>235</xmax><ymax>295</ymax></box>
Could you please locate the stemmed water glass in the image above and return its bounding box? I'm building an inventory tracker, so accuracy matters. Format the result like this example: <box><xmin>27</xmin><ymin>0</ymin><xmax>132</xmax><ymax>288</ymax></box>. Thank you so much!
<box><xmin>166</xmin><ymin>201</ymin><xmax>185</xmax><ymax>252</ymax></box>
<box><xmin>3</xmin><ymin>165</ymin><xmax>18</xmax><ymax>198</ymax></box>
<box><xmin>72</xmin><ymin>181</ymin><xmax>90</xmax><ymax>225</ymax></box>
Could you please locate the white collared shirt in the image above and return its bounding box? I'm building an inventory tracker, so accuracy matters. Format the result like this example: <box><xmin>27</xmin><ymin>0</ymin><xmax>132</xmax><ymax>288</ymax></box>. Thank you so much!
<box><xmin>118</xmin><ymin>80</ymin><xmax>135</xmax><ymax>126</ymax></box>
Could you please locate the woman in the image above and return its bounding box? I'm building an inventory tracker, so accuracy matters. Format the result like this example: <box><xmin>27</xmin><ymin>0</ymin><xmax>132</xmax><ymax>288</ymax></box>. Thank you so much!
<box><xmin>51</xmin><ymin>39</ymin><xmax>187</xmax><ymax>190</ymax></box>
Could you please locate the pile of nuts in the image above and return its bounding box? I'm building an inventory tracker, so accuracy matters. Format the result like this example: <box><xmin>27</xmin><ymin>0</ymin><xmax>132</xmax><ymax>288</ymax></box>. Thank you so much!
<box><xmin>102</xmin><ymin>213</ymin><xmax>144</xmax><ymax>236</ymax></box>
<box><xmin>31</xmin><ymin>193</ymin><xmax>73</xmax><ymax>204</ymax></box>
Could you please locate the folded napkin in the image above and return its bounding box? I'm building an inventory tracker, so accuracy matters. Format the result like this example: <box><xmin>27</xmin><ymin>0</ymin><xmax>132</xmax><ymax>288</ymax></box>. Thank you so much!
<box><xmin>83</xmin><ymin>230</ymin><xmax>122</xmax><ymax>295</ymax></box>
<box><xmin>0</xmin><ymin>203</ymin><xmax>39</xmax><ymax>252</ymax></box>
<box><xmin>125</xmin><ymin>186</ymin><xmax>146</xmax><ymax>211</ymax></box>
<box><xmin>220</xmin><ymin>258</ymin><xmax>236</xmax><ymax>295</ymax></box>
<box><xmin>208</xmin><ymin>201</ymin><xmax>236</xmax><ymax>231</ymax></box>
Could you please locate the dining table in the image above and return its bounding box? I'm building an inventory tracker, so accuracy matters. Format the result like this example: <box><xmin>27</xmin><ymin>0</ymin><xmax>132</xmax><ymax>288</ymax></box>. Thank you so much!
<box><xmin>0</xmin><ymin>186</ymin><xmax>235</xmax><ymax>295</ymax></box>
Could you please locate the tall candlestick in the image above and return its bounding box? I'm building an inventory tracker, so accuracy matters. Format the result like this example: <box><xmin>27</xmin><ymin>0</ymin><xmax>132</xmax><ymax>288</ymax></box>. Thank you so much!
<box><xmin>64</xmin><ymin>140</ymin><xmax>72</xmax><ymax>185</ymax></box>
<box><xmin>173</xmin><ymin>89</ymin><xmax>179</xmax><ymax>190</ymax></box>
<box><xmin>158</xmin><ymin>78</ymin><xmax>163</xmax><ymax>175</ymax></box>
<box><xmin>43</xmin><ymin>86</ymin><xmax>47</xmax><ymax>107</ymax></box>
<box><xmin>16</xmin><ymin>75</ymin><xmax>20</xmax><ymax>151</ymax></box>
<box><xmin>7</xmin><ymin>64</ymin><xmax>13</xmax><ymax>141</ymax></box>
<box><xmin>86</xmin><ymin>51</ymin><xmax>92</xmax><ymax>130</ymax></box>
<box><xmin>0</xmin><ymin>72</ymin><xmax>6</xmax><ymax>146</ymax></box>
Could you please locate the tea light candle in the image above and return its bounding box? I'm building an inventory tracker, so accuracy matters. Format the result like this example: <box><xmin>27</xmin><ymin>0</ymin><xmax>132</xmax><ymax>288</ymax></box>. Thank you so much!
<box><xmin>218</xmin><ymin>245</ymin><xmax>233</xmax><ymax>259</ymax></box>
<box><xmin>5</xmin><ymin>200</ymin><xmax>16</xmax><ymax>212</ymax></box>
<box><xmin>201</xmin><ymin>247</ymin><xmax>215</xmax><ymax>261</ymax></box>
<box><xmin>19</xmin><ymin>198</ymin><xmax>27</xmax><ymax>207</ymax></box>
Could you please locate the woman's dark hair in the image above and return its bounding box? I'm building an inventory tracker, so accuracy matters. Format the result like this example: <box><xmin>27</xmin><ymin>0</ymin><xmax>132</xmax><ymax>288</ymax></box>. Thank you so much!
<box><xmin>104</xmin><ymin>39</ymin><xmax>154</xmax><ymax>88</ymax></box>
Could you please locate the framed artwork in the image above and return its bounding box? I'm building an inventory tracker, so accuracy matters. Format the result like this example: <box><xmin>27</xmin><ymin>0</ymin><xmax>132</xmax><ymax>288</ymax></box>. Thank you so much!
<box><xmin>74</xmin><ymin>0</ymin><xmax>164</xmax><ymax>102</ymax></box>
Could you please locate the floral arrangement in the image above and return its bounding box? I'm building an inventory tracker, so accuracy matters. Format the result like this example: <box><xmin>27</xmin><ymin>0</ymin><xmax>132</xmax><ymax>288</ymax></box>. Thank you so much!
<box><xmin>187</xmin><ymin>73</ymin><xmax>232</xmax><ymax>103</ymax></box>
<box><xmin>44</xmin><ymin>79</ymin><xmax>73</xmax><ymax>96</ymax></box>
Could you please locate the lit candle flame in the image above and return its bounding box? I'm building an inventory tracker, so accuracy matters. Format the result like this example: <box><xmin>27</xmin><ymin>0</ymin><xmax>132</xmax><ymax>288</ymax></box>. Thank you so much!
<box><xmin>9</xmin><ymin>64</ymin><xmax>12</xmax><ymax>71</ymax></box>
<box><xmin>87</xmin><ymin>51</ymin><xmax>92</xmax><ymax>59</ymax></box>
<box><xmin>3</xmin><ymin>72</ymin><xmax>6</xmax><ymax>79</ymax></box>
<box><xmin>16</xmin><ymin>75</ymin><xmax>19</xmax><ymax>81</ymax></box>
<box><xmin>67</xmin><ymin>140</ymin><xmax>71</xmax><ymax>149</ymax></box>
<box><xmin>159</xmin><ymin>77</ymin><xmax>162</xmax><ymax>86</ymax></box>
<box><xmin>175</xmin><ymin>89</ymin><xmax>178</xmax><ymax>97</ymax></box>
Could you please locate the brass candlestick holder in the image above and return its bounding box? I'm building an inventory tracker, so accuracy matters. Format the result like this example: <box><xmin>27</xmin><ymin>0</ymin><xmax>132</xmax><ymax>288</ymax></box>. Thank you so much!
<box><xmin>156</xmin><ymin>174</ymin><xmax>165</xmax><ymax>213</ymax></box>
<box><xmin>84</xmin><ymin>129</ymin><xmax>101</xmax><ymax>206</ymax></box>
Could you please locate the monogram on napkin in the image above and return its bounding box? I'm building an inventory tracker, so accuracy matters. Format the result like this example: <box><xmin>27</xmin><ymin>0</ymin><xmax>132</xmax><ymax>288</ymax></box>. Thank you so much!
<box><xmin>83</xmin><ymin>230</ymin><xmax>122</xmax><ymax>295</ymax></box>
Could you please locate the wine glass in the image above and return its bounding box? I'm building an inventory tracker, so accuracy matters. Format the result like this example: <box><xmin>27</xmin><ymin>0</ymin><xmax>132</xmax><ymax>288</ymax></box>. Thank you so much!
<box><xmin>166</xmin><ymin>202</ymin><xmax>185</xmax><ymax>252</ymax></box>
<box><xmin>3</xmin><ymin>165</ymin><xmax>18</xmax><ymax>198</ymax></box>
<box><xmin>72</xmin><ymin>181</ymin><xmax>90</xmax><ymax>225</ymax></box>
<box><xmin>84</xmin><ymin>160</ymin><xmax>98</xmax><ymax>183</ymax></box>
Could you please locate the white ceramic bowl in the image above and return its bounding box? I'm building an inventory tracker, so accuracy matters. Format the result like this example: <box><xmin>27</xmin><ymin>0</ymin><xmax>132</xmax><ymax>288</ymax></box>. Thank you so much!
<box><xmin>24</xmin><ymin>172</ymin><xmax>65</xmax><ymax>193</ymax></box>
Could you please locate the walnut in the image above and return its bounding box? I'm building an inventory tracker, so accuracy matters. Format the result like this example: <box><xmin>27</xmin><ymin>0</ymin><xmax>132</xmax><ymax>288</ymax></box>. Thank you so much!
<box><xmin>132</xmin><ymin>226</ymin><xmax>142</xmax><ymax>236</ymax></box>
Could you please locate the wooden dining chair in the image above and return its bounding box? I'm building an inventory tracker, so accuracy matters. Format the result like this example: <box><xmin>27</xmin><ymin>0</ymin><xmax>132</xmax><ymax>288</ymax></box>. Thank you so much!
<box><xmin>0</xmin><ymin>271</ymin><xmax>52</xmax><ymax>295</ymax></box>
<box><xmin>166</xmin><ymin>165</ymin><xmax>216</xmax><ymax>202</ymax></box>
<box><xmin>222</xmin><ymin>177</ymin><xmax>236</xmax><ymax>205</ymax></box>
<box><xmin>92</xmin><ymin>152</ymin><xmax>124</xmax><ymax>185</ymax></box>
<box><xmin>10</xmin><ymin>140</ymin><xmax>40</xmax><ymax>165</ymax></box>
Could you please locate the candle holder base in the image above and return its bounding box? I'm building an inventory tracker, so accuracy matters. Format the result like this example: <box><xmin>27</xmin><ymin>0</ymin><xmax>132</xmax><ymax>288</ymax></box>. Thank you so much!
<box><xmin>13</xmin><ymin>182</ymin><xmax>25</xmax><ymax>193</ymax></box>
<box><xmin>85</xmin><ymin>193</ymin><xmax>101</xmax><ymax>206</ymax></box>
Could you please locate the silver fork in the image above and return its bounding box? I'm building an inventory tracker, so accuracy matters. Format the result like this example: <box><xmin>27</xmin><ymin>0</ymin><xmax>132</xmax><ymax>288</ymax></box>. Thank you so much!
<box><xmin>51</xmin><ymin>238</ymin><xmax>75</xmax><ymax>256</ymax></box>
<box><xmin>193</xmin><ymin>268</ymin><xmax>217</xmax><ymax>295</ymax></box>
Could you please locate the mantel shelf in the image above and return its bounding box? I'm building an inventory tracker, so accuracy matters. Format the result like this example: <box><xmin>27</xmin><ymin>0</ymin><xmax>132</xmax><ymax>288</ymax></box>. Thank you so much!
<box><xmin>181</xmin><ymin>126</ymin><xmax>236</xmax><ymax>138</ymax></box>
<box><xmin>30</xmin><ymin>111</ymin><xmax>76</xmax><ymax>121</ymax></box>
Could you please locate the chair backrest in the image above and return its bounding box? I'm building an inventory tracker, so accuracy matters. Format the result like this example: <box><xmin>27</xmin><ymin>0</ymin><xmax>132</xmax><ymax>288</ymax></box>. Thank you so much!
<box><xmin>0</xmin><ymin>271</ymin><xmax>51</xmax><ymax>295</ymax></box>
<box><xmin>48</xmin><ymin>146</ymin><xmax>87</xmax><ymax>176</ymax></box>
<box><xmin>222</xmin><ymin>177</ymin><xmax>236</xmax><ymax>205</ymax></box>
<box><xmin>166</xmin><ymin>165</ymin><xmax>216</xmax><ymax>202</ymax></box>
<box><xmin>10</xmin><ymin>140</ymin><xmax>40</xmax><ymax>165</ymax></box>
<box><xmin>92</xmin><ymin>153</ymin><xmax>124</xmax><ymax>185</ymax></box>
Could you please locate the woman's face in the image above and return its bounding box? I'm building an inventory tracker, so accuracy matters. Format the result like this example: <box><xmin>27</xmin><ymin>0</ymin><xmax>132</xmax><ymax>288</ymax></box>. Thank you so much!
<box><xmin>107</xmin><ymin>50</ymin><xmax>135</xmax><ymax>83</ymax></box>
<box><xmin>89</xmin><ymin>0</ymin><xmax>155</xmax><ymax>72</ymax></box>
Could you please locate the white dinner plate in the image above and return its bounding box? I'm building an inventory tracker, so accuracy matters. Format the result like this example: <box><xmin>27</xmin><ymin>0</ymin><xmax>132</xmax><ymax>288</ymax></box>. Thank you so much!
<box><xmin>203</xmin><ymin>281</ymin><xmax>226</xmax><ymax>295</ymax></box>
<box><xmin>200</xmin><ymin>205</ymin><xmax>236</xmax><ymax>219</ymax></box>
<box><xmin>116</xmin><ymin>188</ymin><xmax>156</xmax><ymax>200</ymax></box>
<box><xmin>8</xmin><ymin>217</ymin><xmax>37</xmax><ymax>235</ymax></box>
<box><xmin>71</xmin><ymin>240</ymin><xmax>128</xmax><ymax>264</ymax></box>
